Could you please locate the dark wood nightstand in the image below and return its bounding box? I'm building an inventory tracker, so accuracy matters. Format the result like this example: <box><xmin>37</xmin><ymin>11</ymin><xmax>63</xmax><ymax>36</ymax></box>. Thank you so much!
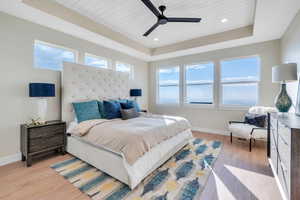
<box><xmin>20</xmin><ymin>120</ymin><xmax>66</xmax><ymax>167</ymax></box>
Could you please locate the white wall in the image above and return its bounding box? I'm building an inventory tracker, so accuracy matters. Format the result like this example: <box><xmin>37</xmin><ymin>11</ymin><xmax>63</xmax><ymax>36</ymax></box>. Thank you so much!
<box><xmin>281</xmin><ymin>10</ymin><xmax>300</xmax><ymax>112</ymax></box>
<box><xmin>0</xmin><ymin>12</ymin><xmax>148</xmax><ymax>159</ymax></box>
<box><xmin>149</xmin><ymin>40</ymin><xmax>281</xmax><ymax>134</ymax></box>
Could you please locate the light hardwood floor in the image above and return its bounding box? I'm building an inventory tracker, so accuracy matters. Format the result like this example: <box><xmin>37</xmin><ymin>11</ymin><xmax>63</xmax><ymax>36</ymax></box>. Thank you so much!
<box><xmin>0</xmin><ymin>132</ymin><xmax>282</xmax><ymax>200</ymax></box>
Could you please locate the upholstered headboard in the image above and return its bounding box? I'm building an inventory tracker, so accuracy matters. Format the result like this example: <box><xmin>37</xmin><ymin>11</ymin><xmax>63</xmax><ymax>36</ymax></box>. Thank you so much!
<box><xmin>62</xmin><ymin>62</ymin><xmax>130</xmax><ymax>124</ymax></box>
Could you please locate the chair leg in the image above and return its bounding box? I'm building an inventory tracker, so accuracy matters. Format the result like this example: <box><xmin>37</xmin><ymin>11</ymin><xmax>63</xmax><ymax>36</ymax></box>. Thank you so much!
<box><xmin>230</xmin><ymin>132</ymin><xmax>232</xmax><ymax>143</ymax></box>
<box><xmin>249</xmin><ymin>138</ymin><xmax>252</xmax><ymax>152</ymax></box>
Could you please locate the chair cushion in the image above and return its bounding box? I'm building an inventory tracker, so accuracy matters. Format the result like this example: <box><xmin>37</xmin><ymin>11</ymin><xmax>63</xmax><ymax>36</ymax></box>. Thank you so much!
<box><xmin>228</xmin><ymin>123</ymin><xmax>267</xmax><ymax>140</ymax></box>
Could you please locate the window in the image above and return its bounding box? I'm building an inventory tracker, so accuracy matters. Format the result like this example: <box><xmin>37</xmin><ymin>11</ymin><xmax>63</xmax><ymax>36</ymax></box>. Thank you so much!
<box><xmin>84</xmin><ymin>53</ymin><xmax>109</xmax><ymax>68</ymax></box>
<box><xmin>116</xmin><ymin>62</ymin><xmax>133</xmax><ymax>78</ymax></box>
<box><xmin>34</xmin><ymin>40</ymin><xmax>77</xmax><ymax>71</ymax></box>
<box><xmin>220</xmin><ymin>56</ymin><xmax>260</xmax><ymax>107</ymax></box>
<box><xmin>158</xmin><ymin>66</ymin><xmax>180</xmax><ymax>104</ymax></box>
<box><xmin>184</xmin><ymin>62</ymin><xmax>214</xmax><ymax>104</ymax></box>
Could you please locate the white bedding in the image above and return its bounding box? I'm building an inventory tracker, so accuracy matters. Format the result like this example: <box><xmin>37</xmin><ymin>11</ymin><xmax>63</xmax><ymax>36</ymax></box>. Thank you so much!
<box><xmin>68</xmin><ymin>114</ymin><xmax>191</xmax><ymax>165</ymax></box>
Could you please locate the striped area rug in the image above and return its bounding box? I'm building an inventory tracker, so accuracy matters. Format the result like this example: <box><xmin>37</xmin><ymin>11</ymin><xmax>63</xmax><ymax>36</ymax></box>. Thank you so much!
<box><xmin>51</xmin><ymin>138</ymin><xmax>222</xmax><ymax>200</ymax></box>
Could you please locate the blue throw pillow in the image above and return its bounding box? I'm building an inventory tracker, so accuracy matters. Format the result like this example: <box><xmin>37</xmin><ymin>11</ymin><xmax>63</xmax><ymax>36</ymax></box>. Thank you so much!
<box><xmin>97</xmin><ymin>101</ymin><xmax>105</xmax><ymax>118</ymax></box>
<box><xmin>118</xmin><ymin>99</ymin><xmax>128</xmax><ymax>104</ymax></box>
<box><xmin>128</xmin><ymin>100</ymin><xmax>141</xmax><ymax>112</ymax></box>
<box><xmin>103</xmin><ymin>100</ymin><xmax>122</xmax><ymax>119</ymax></box>
<box><xmin>120</xmin><ymin>100</ymin><xmax>134</xmax><ymax>109</ymax></box>
<box><xmin>72</xmin><ymin>100</ymin><xmax>101</xmax><ymax>123</ymax></box>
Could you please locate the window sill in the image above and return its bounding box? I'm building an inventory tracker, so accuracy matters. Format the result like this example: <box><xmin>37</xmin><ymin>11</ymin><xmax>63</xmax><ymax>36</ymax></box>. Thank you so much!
<box><xmin>183</xmin><ymin>103</ymin><xmax>215</xmax><ymax>109</ymax></box>
<box><xmin>155</xmin><ymin>103</ymin><xmax>181</xmax><ymax>108</ymax></box>
<box><xmin>218</xmin><ymin>105</ymin><xmax>250</xmax><ymax>111</ymax></box>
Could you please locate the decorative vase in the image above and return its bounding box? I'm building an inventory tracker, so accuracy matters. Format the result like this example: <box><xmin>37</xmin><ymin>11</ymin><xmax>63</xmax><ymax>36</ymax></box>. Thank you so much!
<box><xmin>275</xmin><ymin>83</ymin><xmax>292</xmax><ymax>112</ymax></box>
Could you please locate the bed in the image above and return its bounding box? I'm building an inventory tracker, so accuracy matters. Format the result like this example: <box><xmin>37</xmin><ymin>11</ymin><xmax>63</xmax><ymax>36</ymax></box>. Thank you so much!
<box><xmin>62</xmin><ymin>62</ymin><xmax>193</xmax><ymax>189</ymax></box>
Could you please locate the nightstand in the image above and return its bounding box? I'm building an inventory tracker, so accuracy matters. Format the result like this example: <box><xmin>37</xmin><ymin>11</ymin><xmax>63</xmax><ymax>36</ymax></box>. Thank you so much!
<box><xmin>20</xmin><ymin>120</ymin><xmax>66</xmax><ymax>167</ymax></box>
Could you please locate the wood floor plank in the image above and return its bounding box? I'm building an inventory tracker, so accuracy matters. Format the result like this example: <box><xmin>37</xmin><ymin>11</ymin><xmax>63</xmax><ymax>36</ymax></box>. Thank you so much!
<box><xmin>0</xmin><ymin>132</ymin><xmax>281</xmax><ymax>200</ymax></box>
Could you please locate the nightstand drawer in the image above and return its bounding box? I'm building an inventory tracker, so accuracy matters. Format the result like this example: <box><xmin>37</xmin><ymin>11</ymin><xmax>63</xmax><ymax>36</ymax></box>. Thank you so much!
<box><xmin>29</xmin><ymin>134</ymin><xmax>64</xmax><ymax>153</ymax></box>
<box><xmin>29</xmin><ymin>124</ymin><xmax>65</xmax><ymax>139</ymax></box>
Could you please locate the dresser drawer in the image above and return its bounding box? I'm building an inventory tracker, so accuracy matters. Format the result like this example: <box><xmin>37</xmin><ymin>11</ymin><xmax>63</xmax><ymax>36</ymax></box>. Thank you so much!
<box><xmin>278</xmin><ymin>121</ymin><xmax>291</xmax><ymax>146</ymax></box>
<box><xmin>270</xmin><ymin>116</ymin><xmax>278</xmax><ymax>130</ymax></box>
<box><xmin>270</xmin><ymin>133</ymin><xmax>278</xmax><ymax>172</ymax></box>
<box><xmin>278</xmin><ymin>158</ymin><xmax>290</xmax><ymax>199</ymax></box>
<box><xmin>29</xmin><ymin>134</ymin><xmax>64</xmax><ymax>153</ymax></box>
<box><xmin>278</xmin><ymin>133</ymin><xmax>291</xmax><ymax>171</ymax></box>
<box><xmin>29</xmin><ymin>124</ymin><xmax>65</xmax><ymax>139</ymax></box>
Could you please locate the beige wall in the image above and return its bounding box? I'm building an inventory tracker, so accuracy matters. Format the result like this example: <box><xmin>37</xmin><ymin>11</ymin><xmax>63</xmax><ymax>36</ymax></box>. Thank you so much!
<box><xmin>149</xmin><ymin>40</ymin><xmax>281</xmax><ymax>134</ymax></box>
<box><xmin>281</xmin><ymin>10</ymin><xmax>300</xmax><ymax>112</ymax></box>
<box><xmin>0</xmin><ymin>12</ymin><xmax>148</xmax><ymax>158</ymax></box>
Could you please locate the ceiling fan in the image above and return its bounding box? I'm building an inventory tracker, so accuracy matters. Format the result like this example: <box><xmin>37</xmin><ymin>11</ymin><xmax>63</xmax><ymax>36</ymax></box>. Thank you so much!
<box><xmin>141</xmin><ymin>0</ymin><xmax>202</xmax><ymax>37</ymax></box>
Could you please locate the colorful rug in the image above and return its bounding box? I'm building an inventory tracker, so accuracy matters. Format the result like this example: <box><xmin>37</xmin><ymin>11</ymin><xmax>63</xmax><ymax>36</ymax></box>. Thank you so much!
<box><xmin>51</xmin><ymin>138</ymin><xmax>222</xmax><ymax>200</ymax></box>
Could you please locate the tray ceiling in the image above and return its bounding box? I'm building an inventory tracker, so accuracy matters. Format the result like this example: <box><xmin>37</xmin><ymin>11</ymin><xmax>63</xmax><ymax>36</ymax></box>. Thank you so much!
<box><xmin>54</xmin><ymin>0</ymin><xmax>256</xmax><ymax>48</ymax></box>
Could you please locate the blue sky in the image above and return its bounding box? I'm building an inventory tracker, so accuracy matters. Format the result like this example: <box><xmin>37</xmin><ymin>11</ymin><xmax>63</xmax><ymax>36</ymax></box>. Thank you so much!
<box><xmin>159</xmin><ymin>57</ymin><xmax>260</xmax><ymax>105</ymax></box>
<box><xmin>34</xmin><ymin>43</ymin><xmax>75</xmax><ymax>70</ymax></box>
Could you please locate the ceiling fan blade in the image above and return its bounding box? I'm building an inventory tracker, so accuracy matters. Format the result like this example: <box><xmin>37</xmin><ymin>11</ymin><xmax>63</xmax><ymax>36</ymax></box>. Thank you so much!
<box><xmin>168</xmin><ymin>17</ymin><xmax>202</xmax><ymax>23</ymax></box>
<box><xmin>143</xmin><ymin>23</ymin><xmax>160</xmax><ymax>37</ymax></box>
<box><xmin>140</xmin><ymin>0</ymin><xmax>161</xmax><ymax>17</ymax></box>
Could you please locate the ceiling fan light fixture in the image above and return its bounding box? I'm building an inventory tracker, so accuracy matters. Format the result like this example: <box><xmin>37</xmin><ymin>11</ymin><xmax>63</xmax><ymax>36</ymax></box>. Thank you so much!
<box><xmin>153</xmin><ymin>38</ymin><xmax>159</xmax><ymax>41</ymax></box>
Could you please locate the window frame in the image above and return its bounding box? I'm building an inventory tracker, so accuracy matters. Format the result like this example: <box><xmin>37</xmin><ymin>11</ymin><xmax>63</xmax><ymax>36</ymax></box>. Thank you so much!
<box><xmin>183</xmin><ymin>61</ymin><xmax>215</xmax><ymax>108</ymax></box>
<box><xmin>34</xmin><ymin>40</ymin><xmax>78</xmax><ymax>71</ymax></box>
<box><xmin>156</xmin><ymin>65</ymin><xmax>181</xmax><ymax>106</ymax></box>
<box><xmin>84</xmin><ymin>53</ymin><xmax>111</xmax><ymax>69</ymax></box>
<box><xmin>115</xmin><ymin>61</ymin><xmax>134</xmax><ymax>79</ymax></box>
<box><xmin>219</xmin><ymin>55</ymin><xmax>261</xmax><ymax>110</ymax></box>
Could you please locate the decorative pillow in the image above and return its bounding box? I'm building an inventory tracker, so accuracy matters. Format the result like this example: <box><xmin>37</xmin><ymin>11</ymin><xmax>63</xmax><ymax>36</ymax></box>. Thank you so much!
<box><xmin>103</xmin><ymin>100</ymin><xmax>122</xmax><ymax>119</ymax></box>
<box><xmin>118</xmin><ymin>99</ymin><xmax>128</xmax><ymax>104</ymax></box>
<box><xmin>244</xmin><ymin>113</ymin><xmax>266</xmax><ymax>128</ymax></box>
<box><xmin>121</xmin><ymin>108</ymin><xmax>140</xmax><ymax>120</ymax></box>
<box><xmin>127</xmin><ymin>100</ymin><xmax>141</xmax><ymax>112</ymax></box>
<box><xmin>97</xmin><ymin>101</ymin><xmax>105</xmax><ymax>118</ymax></box>
<box><xmin>120</xmin><ymin>101</ymin><xmax>134</xmax><ymax>109</ymax></box>
<box><xmin>72</xmin><ymin>100</ymin><xmax>101</xmax><ymax>123</ymax></box>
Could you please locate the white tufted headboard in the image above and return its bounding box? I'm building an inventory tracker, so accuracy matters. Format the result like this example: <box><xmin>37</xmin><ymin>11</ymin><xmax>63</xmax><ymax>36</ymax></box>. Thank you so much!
<box><xmin>62</xmin><ymin>62</ymin><xmax>130</xmax><ymax>124</ymax></box>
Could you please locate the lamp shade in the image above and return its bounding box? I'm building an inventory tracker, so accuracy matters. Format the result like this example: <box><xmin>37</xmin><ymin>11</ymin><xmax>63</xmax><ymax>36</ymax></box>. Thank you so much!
<box><xmin>130</xmin><ymin>89</ymin><xmax>142</xmax><ymax>97</ymax></box>
<box><xmin>29</xmin><ymin>83</ymin><xmax>55</xmax><ymax>97</ymax></box>
<box><xmin>272</xmin><ymin>63</ymin><xmax>298</xmax><ymax>83</ymax></box>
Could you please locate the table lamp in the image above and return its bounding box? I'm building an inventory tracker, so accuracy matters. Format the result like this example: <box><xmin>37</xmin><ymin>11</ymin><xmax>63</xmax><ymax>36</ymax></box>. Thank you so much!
<box><xmin>272</xmin><ymin>63</ymin><xmax>297</xmax><ymax>113</ymax></box>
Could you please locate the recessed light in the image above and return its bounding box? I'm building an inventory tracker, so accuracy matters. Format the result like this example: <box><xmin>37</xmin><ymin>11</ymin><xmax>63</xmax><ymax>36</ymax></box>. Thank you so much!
<box><xmin>221</xmin><ymin>18</ymin><xmax>228</xmax><ymax>23</ymax></box>
<box><xmin>153</xmin><ymin>38</ymin><xmax>159</xmax><ymax>41</ymax></box>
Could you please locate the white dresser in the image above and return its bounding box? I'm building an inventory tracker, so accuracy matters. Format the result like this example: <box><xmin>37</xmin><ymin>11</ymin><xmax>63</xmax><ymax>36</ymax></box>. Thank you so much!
<box><xmin>269</xmin><ymin>113</ymin><xmax>300</xmax><ymax>200</ymax></box>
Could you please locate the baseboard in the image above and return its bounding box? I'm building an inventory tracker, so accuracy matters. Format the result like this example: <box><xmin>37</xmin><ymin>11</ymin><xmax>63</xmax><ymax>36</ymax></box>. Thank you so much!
<box><xmin>0</xmin><ymin>153</ymin><xmax>21</xmax><ymax>167</ymax></box>
<box><xmin>268</xmin><ymin>158</ymin><xmax>287</xmax><ymax>200</ymax></box>
<box><xmin>192</xmin><ymin>127</ymin><xmax>230</xmax><ymax>136</ymax></box>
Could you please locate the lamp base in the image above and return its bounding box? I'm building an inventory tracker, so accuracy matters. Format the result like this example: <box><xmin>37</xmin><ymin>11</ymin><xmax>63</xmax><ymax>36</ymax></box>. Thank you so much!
<box><xmin>37</xmin><ymin>98</ymin><xmax>47</xmax><ymax>123</ymax></box>
<box><xmin>275</xmin><ymin>83</ymin><xmax>292</xmax><ymax>113</ymax></box>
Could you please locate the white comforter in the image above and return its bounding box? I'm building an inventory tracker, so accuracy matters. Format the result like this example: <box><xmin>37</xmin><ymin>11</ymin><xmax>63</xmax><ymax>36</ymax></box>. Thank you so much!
<box><xmin>69</xmin><ymin>113</ymin><xmax>191</xmax><ymax>165</ymax></box>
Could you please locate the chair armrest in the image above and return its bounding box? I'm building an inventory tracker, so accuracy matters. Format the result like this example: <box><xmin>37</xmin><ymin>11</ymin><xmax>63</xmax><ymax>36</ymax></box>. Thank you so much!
<box><xmin>229</xmin><ymin>121</ymin><xmax>245</xmax><ymax>124</ymax></box>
